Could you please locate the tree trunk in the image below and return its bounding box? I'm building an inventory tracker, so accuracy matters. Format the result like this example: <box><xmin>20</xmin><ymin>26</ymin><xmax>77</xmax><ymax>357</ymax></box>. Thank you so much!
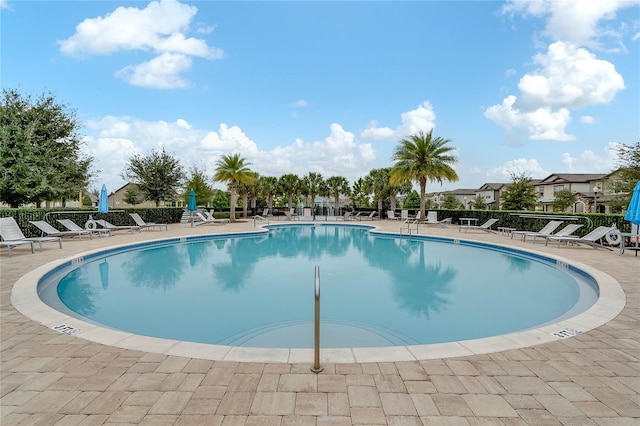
<box><xmin>419</xmin><ymin>179</ymin><xmax>426</xmax><ymax>223</ymax></box>
<box><xmin>242</xmin><ymin>193</ymin><xmax>248</xmax><ymax>218</ymax></box>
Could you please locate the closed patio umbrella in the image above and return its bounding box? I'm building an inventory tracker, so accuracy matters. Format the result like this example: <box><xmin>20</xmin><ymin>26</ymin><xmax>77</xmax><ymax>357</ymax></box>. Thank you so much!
<box><xmin>98</xmin><ymin>185</ymin><xmax>109</xmax><ymax>214</ymax></box>
<box><xmin>188</xmin><ymin>189</ymin><xmax>197</xmax><ymax>226</ymax></box>
<box><xmin>624</xmin><ymin>181</ymin><xmax>640</xmax><ymax>225</ymax></box>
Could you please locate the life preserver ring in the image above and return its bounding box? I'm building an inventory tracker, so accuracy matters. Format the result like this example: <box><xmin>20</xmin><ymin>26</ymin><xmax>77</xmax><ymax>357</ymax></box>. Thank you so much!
<box><xmin>85</xmin><ymin>220</ymin><xmax>97</xmax><ymax>230</ymax></box>
<box><xmin>605</xmin><ymin>230</ymin><xmax>621</xmax><ymax>246</ymax></box>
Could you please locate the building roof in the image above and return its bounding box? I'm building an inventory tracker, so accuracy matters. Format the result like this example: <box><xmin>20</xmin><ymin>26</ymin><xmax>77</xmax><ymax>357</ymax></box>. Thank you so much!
<box><xmin>538</xmin><ymin>173</ymin><xmax>607</xmax><ymax>185</ymax></box>
<box><xmin>478</xmin><ymin>183</ymin><xmax>507</xmax><ymax>190</ymax></box>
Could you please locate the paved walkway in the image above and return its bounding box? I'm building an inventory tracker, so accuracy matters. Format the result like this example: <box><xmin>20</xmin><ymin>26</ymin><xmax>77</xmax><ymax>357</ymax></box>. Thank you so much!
<box><xmin>1</xmin><ymin>219</ymin><xmax>638</xmax><ymax>425</ymax></box>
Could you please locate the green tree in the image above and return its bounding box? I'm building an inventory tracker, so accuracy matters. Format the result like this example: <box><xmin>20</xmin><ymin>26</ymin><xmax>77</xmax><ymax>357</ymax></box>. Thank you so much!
<box><xmin>278</xmin><ymin>173</ymin><xmax>302</xmax><ymax>209</ymax></box>
<box><xmin>609</xmin><ymin>140</ymin><xmax>640</xmax><ymax>209</ymax></box>
<box><xmin>237</xmin><ymin>171</ymin><xmax>260</xmax><ymax>218</ymax></box>
<box><xmin>302</xmin><ymin>172</ymin><xmax>325</xmax><ymax>217</ymax></box>
<box><xmin>122</xmin><ymin>147</ymin><xmax>185</xmax><ymax>207</ymax></box>
<box><xmin>501</xmin><ymin>172</ymin><xmax>538</xmax><ymax>211</ymax></box>
<box><xmin>213</xmin><ymin>153</ymin><xmax>254</xmax><ymax>221</ymax></box>
<box><xmin>351</xmin><ymin>177</ymin><xmax>369</xmax><ymax>208</ymax></box>
<box><xmin>552</xmin><ymin>188</ymin><xmax>577</xmax><ymax>212</ymax></box>
<box><xmin>123</xmin><ymin>187</ymin><xmax>144</xmax><ymax>206</ymax></box>
<box><xmin>325</xmin><ymin>175</ymin><xmax>351</xmax><ymax>214</ymax></box>
<box><xmin>257</xmin><ymin>175</ymin><xmax>279</xmax><ymax>213</ymax></box>
<box><xmin>363</xmin><ymin>168</ymin><xmax>390</xmax><ymax>217</ymax></box>
<box><xmin>390</xmin><ymin>130</ymin><xmax>458</xmax><ymax>223</ymax></box>
<box><xmin>387</xmin><ymin>170</ymin><xmax>412</xmax><ymax>212</ymax></box>
<box><xmin>183</xmin><ymin>165</ymin><xmax>213</xmax><ymax>207</ymax></box>
<box><xmin>442</xmin><ymin>194</ymin><xmax>463</xmax><ymax>209</ymax></box>
<box><xmin>211</xmin><ymin>189</ymin><xmax>230</xmax><ymax>211</ymax></box>
<box><xmin>403</xmin><ymin>189</ymin><xmax>420</xmax><ymax>209</ymax></box>
<box><xmin>471</xmin><ymin>195</ymin><xmax>487</xmax><ymax>210</ymax></box>
<box><xmin>0</xmin><ymin>88</ymin><xmax>93</xmax><ymax>207</ymax></box>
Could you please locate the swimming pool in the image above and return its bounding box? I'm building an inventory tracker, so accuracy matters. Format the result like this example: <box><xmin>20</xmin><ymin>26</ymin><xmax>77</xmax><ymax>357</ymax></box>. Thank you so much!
<box><xmin>37</xmin><ymin>224</ymin><xmax>601</xmax><ymax>350</ymax></box>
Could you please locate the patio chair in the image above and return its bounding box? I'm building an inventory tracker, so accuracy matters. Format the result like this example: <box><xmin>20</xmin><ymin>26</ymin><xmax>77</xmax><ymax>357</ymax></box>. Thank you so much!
<box><xmin>514</xmin><ymin>220</ymin><xmax>564</xmax><ymax>242</ymax></box>
<box><xmin>387</xmin><ymin>210</ymin><xmax>399</xmax><ymax>221</ymax></box>
<box><xmin>94</xmin><ymin>219</ymin><xmax>141</xmax><ymax>233</ymax></box>
<box><xmin>530</xmin><ymin>223</ymin><xmax>583</xmax><ymax>244</ymax></box>
<box><xmin>424</xmin><ymin>211</ymin><xmax>452</xmax><ymax>228</ymax></box>
<box><xmin>30</xmin><ymin>220</ymin><xmax>93</xmax><ymax>240</ymax></box>
<box><xmin>400</xmin><ymin>209</ymin><xmax>409</xmax><ymax>220</ymax></box>
<box><xmin>195</xmin><ymin>212</ymin><xmax>230</xmax><ymax>225</ymax></box>
<box><xmin>357</xmin><ymin>211</ymin><xmax>377</xmax><ymax>221</ymax></box>
<box><xmin>545</xmin><ymin>226</ymin><xmax>616</xmax><ymax>250</ymax></box>
<box><xmin>459</xmin><ymin>218</ymin><xmax>499</xmax><ymax>233</ymax></box>
<box><xmin>283</xmin><ymin>208</ymin><xmax>298</xmax><ymax>221</ymax></box>
<box><xmin>0</xmin><ymin>217</ymin><xmax>62</xmax><ymax>254</ymax></box>
<box><xmin>338</xmin><ymin>211</ymin><xmax>352</xmax><ymax>221</ymax></box>
<box><xmin>57</xmin><ymin>219</ymin><xmax>112</xmax><ymax>238</ymax></box>
<box><xmin>129</xmin><ymin>213</ymin><xmax>168</xmax><ymax>231</ymax></box>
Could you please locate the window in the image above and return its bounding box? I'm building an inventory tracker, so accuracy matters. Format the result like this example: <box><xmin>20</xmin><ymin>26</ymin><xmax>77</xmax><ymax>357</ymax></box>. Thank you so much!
<box><xmin>554</xmin><ymin>185</ymin><xmax>564</xmax><ymax>193</ymax></box>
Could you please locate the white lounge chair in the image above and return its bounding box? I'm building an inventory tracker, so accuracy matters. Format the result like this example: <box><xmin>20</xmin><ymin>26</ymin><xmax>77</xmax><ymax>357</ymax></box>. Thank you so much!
<box><xmin>338</xmin><ymin>211</ymin><xmax>352</xmax><ymax>221</ymax></box>
<box><xmin>30</xmin><ymin>220</ymin><xmax>94</xmax><ymax>240</ymax></box>
<box><xmin>545</xmin><ymin>226</ymin><xmax>615</xmax><ymax>250</ymax></box>
<box><xmin>57</xmin><ymin>219</ymin><xmax>111</xmax><ymax>238</ymax></box>
<box><xmin>424</xmin><ymin>211</ymin><xmax>452</xmax><ymax>228</ymax></box>
<box><xmin>400</xmin><ymin>210</ymin><xmax>409</xmax><ymax>220</ymax></box>
<box><xmin>0</xmin><ymin>217</ymin><xmax>62</xmax><ymax>254</ymax></box>
<box><xmin>514</xmin><ymin>220</ymin><xmax>564</xmax><ymax>242</ymax></box>
<box><xmin>459</xmin><ymin>218</ymin><xmax>499</xmax><ymax>233</ymax></box>
<box><xmin>283</xmin><ymin>209</ymin><xmax>298</xmax><ymax>221</ymax></box>
<box><xmin>95</xmin><ymin>219</ymin><xmax>141</xmax><ymax>233</ymax></box>
<box><xmin>357</xmin><ymin>211</ymin><xmax>377</xmax><ymax>221</ymax></box>
<box><xmin>387</xmin><ymin>210</ymin><xmax>399</xmax><ymax>221</ymax></box>
<box><xmin>195</xmin><ymin>212</ymin><xmax>229</xmax><ymax>225</ymax></box>
<box><xmin>531</xmin><ymin>224</ymin><xmax>583</xmax><ymax>244</ymax></box>
<box><xmin>129</xmin><ymin>213</ymin><xmax>168</xmax><ymax>231</ymax></box>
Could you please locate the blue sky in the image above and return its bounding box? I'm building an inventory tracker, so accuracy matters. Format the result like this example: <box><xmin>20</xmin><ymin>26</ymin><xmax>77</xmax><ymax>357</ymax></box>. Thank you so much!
<box><xmin>2</xmin><ymin>0</ymin><xmax>639</xmax><ymax>194</ymax></box>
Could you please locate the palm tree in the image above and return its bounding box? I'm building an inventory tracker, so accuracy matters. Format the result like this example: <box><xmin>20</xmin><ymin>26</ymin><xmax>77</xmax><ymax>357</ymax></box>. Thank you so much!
<box><xmin>278</xmin><ymin>173</ymin><xmax>301</xmax><ymax>210</ymax></box>
<box><xmin>237</xmin><ymin>172</ymin><xmax>259</xmax><ymax>218</ymax></box>
<box><xmin>391</xmin><ymin>130</ymin><xmax>458</xmax><ymax>222</ymax></box>
<box><xmin>302</xmin><ymin>172</ymin><xmax>325</xmax><ymax>218</ymax></box>
<box><xmin>213</xmin><ymin>153</ymin><xmax>254</xmax><ymax>222</ymax></box>
<box><xmin>258</xmin><ymin>175</ymin><xmax>279</xmax><ymax>214</ymax></box>
<box><xmin>362</xmin><ymin>168</ymin><xmax>390</xmax><ymax>218</ymax></box>
<box><xmin>325</xmin><ymin>175</ymin><xmax>351</xmax><ymax>215</ymax></box>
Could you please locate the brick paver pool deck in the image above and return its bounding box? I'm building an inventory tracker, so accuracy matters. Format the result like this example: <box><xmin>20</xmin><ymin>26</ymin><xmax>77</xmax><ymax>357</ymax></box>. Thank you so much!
<box><xmin>1</xmin><ymin>219</ymin><xmax>638</xmax><ymax>425</ymax></box>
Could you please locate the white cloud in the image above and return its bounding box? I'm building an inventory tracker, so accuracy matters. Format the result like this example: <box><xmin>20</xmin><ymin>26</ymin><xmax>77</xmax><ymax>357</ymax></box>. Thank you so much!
<box><xmin>115</xmin><ymin>52</ymin><xmax>193</xmax><ymax>89</ymax></box>
<box><xmin>58</xmin><ymin>0</ymin><xmax>222</xmax><ymax>89</ymax></box>
<box><xmin>0</xmin><ymin>0</ymin><xmax>10</xmax><ymax>10</ymax></box>
<box><xmin>580</xmin><ymin>115</ymin><xmax>595</xmax><ymax>124</ymax></box>
<box><xmin>292</xmin><ymin>99</ymin><xmax>309</xmax><ymax>108</ymax></box>
<box><xmin>500</xmin><ymin>0</ymin><xmax>634</xmax><ymax>49</ymax></box>
<box><xmin>561</xmin><ymin>142</ymin><xmax>618</xmax><ymax>172</ymax></box>
<box><xmin>84</xmin><ymin>115</ymin><xmax>379</xmax><ymax>191</ymax></box>
<box><xmin>484</xmin><ymin>95</ymin><xmax>574</xmax><ymax>141</ymax></box>
<box><xmin>517</xmin><ymin>42</ymin><xmax>624</xmax><ymax>109</ymax></box>
<box><xmin>361</xmin><ymin>102</ymin><xmax>436</xmax><ymax>140</ymax></box>
<box><xmin>486</xmin><ymin>158</ymin><xmax>550</xmax><ymax>181</ymax></box>
<box><xmin>485</xmin><ymin>41</ymin><xmax>624</xmax><ymax>141</ymax></box>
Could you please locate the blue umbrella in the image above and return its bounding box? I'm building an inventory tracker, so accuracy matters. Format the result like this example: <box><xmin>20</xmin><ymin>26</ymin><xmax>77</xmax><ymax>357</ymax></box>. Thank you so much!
<box><xmin>98</xmin><ymin>184</ymin><xmax>109</xmax><ymax>213</ymax></box>
<box><xmin>187</xmin><ymin>189</ymin><xmax>197</xmax><ymax>211</ymax></box>
<box><xmin>624</xmin><ymin>181</ymin><xmax>640</xmax><ymax>224</ymax></box>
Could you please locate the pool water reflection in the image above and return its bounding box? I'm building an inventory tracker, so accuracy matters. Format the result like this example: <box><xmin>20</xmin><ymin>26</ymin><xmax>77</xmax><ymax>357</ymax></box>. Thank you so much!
<box><xmin>52</xmin><ymin>225</ymin><xmax>597</xmax><ymax>348</ymax></box>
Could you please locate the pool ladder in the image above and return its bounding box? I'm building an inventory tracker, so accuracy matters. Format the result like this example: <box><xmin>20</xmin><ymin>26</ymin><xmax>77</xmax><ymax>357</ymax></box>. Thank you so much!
<box><xmin>311</xmin><ymin>266</ymin><xmax>323</xmax><ymax>373</ymax></box>
<box><xmin>400</xmin><ymin>218</ymin><xmax>419</xmax><ymax>235</ymax></box>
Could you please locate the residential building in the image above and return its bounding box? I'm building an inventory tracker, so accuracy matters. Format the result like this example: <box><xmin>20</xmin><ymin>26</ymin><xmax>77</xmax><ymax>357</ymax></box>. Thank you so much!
<box><xmin>476</xmin><ymin>183</ymin><xmax>509</xmax><ymax>210</ymax></box>
<box><xmin>534</xmin><ymin>173</ymin><xmax>607</xmax><ymax>213</ymax></box>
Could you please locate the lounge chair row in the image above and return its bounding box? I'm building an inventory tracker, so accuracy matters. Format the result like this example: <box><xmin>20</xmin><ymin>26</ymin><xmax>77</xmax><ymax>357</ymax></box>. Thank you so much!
<box><xmin>1</xmin><ymin>214</ymin><xmax>169</xmax><ymax>257</ymax></box>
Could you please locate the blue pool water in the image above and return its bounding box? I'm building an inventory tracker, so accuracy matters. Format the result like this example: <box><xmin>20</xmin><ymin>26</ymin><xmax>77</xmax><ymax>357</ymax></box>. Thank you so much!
<box><xmin>43</xmin><ymin>225</ymin><xmax>598</xmax><ymax>348</ymax></box>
